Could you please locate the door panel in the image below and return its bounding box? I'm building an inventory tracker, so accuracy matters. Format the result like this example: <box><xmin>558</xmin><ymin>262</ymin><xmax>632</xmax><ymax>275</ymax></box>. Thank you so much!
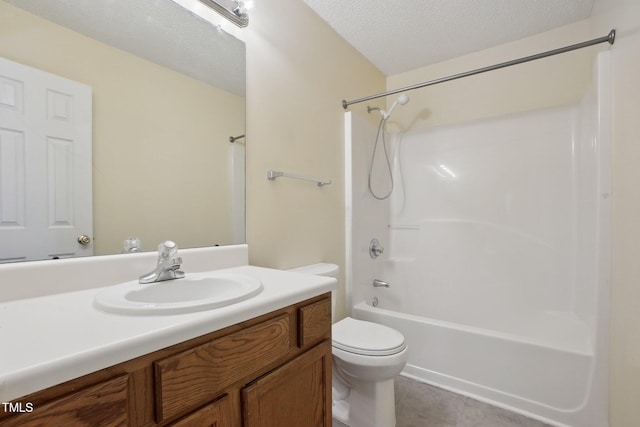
<box><xmin>0</xmin><ymin>57</ymin><xmax>92</xmax><ymax>262</ymax></box>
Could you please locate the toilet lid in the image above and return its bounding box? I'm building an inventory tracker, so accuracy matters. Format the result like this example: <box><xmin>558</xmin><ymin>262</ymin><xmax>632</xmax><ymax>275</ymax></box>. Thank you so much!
<box><xmin>332</xmin><ymin>317</ymin><xmax>406</xmax><ymax>356</ymax></box>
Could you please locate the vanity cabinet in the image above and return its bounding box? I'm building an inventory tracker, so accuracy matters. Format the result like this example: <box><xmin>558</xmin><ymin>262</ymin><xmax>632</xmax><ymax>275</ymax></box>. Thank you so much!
<box><xmin>0</xmin><ymin>293</ymin><xmax>332</xmax><ymax>427</ymax></box>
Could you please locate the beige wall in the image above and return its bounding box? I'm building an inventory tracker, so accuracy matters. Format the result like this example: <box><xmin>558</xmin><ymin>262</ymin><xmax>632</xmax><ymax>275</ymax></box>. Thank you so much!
<box><xmin>0</xmin><ymin>2</ymin><xmax>244</xmax><ymax>255</ymax></box>
<box><xmin>244</xmin><ymin>0</ymin><xmax>385</xmax><ymax>319</ymax></box>
<box><xmin>590</xmin><ymin>1</ymin><xmax>640</xmax><ymax>426</ymax></box>
<box><xmin>386</xmin><ymin>20</ymin><xmax>597</xmax><ymax>131</ymax></box>
<box><xmin>384</xmin><ymin>2</ymin><xmax>640</xmax><ymax>425</ymax></box>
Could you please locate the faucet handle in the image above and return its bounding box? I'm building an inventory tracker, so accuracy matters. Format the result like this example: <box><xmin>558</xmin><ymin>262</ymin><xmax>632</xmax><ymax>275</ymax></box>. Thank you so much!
<box><xmin>369</xmin><ymin>238</ymin><xmax>384</xmax><ymax>258</ymax></box>
<box><xmin>158</xmin><ymin>240</ymin><xmax>178</xmax><ymax>260</ymax></box>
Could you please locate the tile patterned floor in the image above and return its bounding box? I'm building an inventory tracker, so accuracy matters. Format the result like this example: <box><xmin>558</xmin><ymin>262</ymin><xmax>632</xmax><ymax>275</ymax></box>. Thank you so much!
<box><xmin>395</xmin><ymin>376</ymin><xmax>554</xmax><ymax>427</ymax></box>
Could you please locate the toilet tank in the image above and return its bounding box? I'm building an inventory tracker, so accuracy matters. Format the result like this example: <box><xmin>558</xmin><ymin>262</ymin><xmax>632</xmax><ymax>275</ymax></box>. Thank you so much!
<box><xmin>288</xmin><ymin>263</ymin><xmax>339</xmax><ymax>322</ymax></box>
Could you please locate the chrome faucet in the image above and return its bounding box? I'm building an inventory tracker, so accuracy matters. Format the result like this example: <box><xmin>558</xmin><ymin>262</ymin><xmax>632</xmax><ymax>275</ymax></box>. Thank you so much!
<box><xmin>139</xmin><ymin>240</ymin><xmax>185</xmax><ymax>284</ymax></box>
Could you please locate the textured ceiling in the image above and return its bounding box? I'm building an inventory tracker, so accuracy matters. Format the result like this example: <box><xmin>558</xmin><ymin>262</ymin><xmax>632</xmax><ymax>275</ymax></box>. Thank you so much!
<box><xmin>303</xmin><ymin>0</ymin><xmax>596</xmax><ymax>76</ymax></box>
<box><xmin>5</xmin><ymin>0</ymin><xmax>246</xmax><ymax>96</ymax></box>
<box><xmin>7</xmin><ymin>0</ymin><xmax>598</xmax><ymax>90</ymax></box>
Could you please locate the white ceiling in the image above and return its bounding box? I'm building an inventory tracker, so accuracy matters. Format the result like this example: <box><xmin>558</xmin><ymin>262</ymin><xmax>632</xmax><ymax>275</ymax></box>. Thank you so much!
<box><xmin>303</xmin><ymin>0</ymin><xmax>597</xmax><ymax>76</ymax></box>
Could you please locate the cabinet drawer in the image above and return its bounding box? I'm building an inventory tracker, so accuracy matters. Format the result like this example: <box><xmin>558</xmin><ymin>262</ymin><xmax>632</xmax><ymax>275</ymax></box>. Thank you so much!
<box><xmin>298</xmin><ymin>297</ymin><xmax>331</xmax><ymax>348</ymax></box>
<box><xmin>0</xmin><ymin>375</ymin><xmax>129</xmax><ymax>427</ymax></box>
<box><xmin>155</xmin><ymin>313</ymin><xmax>291</xmax><ymax>422</ymax></box>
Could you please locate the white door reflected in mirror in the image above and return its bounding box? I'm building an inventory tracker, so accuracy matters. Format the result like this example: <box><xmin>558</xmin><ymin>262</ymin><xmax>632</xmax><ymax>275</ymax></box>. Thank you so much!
<box><xmin>0</xmin><ymin>57</ymin><xmax>93</xmax><ymax>263</ymax></box>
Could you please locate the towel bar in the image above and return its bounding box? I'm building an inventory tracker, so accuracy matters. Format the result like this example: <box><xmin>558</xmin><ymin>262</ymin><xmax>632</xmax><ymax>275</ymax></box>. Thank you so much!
<box><xmin>266</xmin><ymin>170</ymin><xmax>331</xmax><ymax>187</ymax></box>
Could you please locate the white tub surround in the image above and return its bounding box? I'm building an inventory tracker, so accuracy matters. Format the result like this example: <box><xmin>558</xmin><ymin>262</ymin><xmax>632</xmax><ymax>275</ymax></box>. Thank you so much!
<box><xmin>345</xmin><ymin>52</ymin><xmax>611</xmax><ymax>427</ymax></box>
<box><xmin>0</xmin><ymin>244</ymin><xmax>337</xmax><ymax>402</ymax></box>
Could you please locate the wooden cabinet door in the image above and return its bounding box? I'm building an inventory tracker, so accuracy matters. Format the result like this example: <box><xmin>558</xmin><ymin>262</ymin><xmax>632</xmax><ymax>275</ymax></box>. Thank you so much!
<box><xmin>242</xmin><ymin>340</ymin><xmax>332</xmax><ymax>427</ymax></box>
<box><xmin>168</xmin><ymin>392</ymin><xmax>240</xmax><ymax>427</ymax></box>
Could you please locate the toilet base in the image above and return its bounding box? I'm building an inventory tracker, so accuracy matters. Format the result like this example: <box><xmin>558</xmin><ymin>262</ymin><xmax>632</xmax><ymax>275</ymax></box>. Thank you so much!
<box><xmin>332</xmin><ymin>418</ymin><xmax>349</xmax><ymax>427</ymax></box>
<box><xmin>332</xmin><ymin>372</ymin><xmax>398</xmax><ymax>427</ymax></box>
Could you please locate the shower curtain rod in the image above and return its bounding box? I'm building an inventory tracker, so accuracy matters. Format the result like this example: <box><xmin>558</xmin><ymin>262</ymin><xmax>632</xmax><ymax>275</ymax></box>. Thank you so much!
<box><xmin>229</xmin><ymin>134</ymin><xmax>245</xmax><ymax>143</ymax></box>
<box><xmin>342</xmin><ymin>29</ymin><xmax>616</xmax><ymax>109</ymax></box>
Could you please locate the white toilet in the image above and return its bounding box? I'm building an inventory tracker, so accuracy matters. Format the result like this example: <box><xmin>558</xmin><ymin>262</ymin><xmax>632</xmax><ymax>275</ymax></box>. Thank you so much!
<box><xmin>289</xmin><ymin>263</ymin><xmax>408</xmax><ymax>427</ymax></box>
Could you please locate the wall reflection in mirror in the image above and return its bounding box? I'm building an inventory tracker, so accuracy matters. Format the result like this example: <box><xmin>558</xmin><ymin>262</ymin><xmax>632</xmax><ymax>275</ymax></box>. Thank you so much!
<box><xmin>0</xmin><ymin>0</ymin><xmax>246</xmax><ymax>263</ymax></box>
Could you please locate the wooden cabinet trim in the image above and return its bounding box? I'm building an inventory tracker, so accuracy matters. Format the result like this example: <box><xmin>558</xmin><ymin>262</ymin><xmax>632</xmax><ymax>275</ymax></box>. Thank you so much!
<box><xmin>298</xmin><ymin>297</ymin><xmax>332</xmax><ymax>348</ymax></box>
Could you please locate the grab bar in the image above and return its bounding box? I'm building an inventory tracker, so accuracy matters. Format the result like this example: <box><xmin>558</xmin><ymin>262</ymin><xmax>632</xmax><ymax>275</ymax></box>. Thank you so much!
<box><xmin>373</xmin><ymin>279</ymin><xmax>390</xmax><ymax>288</ymax></box>
<box><xmin>267</xmin><ymin>170</ymin><xmax>332</xmax><ymax>187</ymax></box>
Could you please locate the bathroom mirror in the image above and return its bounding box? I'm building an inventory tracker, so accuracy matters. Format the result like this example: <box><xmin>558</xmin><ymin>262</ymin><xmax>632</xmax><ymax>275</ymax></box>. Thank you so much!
<box><xmin>0</xmin><ymin>0</ymin><xmax>246</xmax><ymax>262</ymax></box>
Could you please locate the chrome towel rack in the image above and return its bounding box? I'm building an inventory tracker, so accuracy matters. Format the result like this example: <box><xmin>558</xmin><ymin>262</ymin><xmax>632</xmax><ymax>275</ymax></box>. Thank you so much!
<box><xmin>267</xmin><ymin>170</ymin><xmax>331</xmax><ymax>187</ymax></box>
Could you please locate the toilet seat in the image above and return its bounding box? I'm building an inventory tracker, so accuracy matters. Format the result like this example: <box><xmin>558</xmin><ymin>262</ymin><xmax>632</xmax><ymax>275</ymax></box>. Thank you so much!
<box><xmin>332</xmin><ymin>317</ymin><xmax>406</xmax><ymax>356</ymax></box>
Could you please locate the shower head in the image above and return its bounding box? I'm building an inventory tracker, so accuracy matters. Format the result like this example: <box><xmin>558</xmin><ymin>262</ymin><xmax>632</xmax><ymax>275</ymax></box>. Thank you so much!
<box><xmin>396</xmin><ymin>94</ymin><xmax>410</xmax><ymax>105</ymax></box>
<box><xmin>383</xmin><ymin>94</ymin><xmax>410</xmax><ymax>120</ymax></box>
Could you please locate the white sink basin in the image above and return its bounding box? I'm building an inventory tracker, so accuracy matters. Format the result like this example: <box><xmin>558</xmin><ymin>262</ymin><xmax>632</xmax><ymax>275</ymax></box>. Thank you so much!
<box><xmin>94</xmin><ymin>272</ymin><xmax>263</xmax><ymax>315</ymax></box>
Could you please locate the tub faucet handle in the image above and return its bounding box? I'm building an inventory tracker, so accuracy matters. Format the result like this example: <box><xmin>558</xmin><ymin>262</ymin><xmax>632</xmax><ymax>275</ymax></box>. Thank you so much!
<box><xmin>369</xmin><ymin>238</ymin><xmax>384</xmax><ymax>258</ymax></box>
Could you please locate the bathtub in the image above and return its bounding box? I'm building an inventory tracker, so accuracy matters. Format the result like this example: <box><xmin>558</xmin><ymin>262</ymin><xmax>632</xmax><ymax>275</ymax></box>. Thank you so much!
<box><xmin>353</xmin><ymin>299</ymin><xmax>607</xmax><ymax>427</ymax></box>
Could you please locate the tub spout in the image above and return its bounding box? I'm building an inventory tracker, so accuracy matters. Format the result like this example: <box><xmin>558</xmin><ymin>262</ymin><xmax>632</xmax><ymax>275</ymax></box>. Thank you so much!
<box><xmin>373</xmin><ymin>279</ymin><xmax>390</xmax><ymax>288</ymax></box>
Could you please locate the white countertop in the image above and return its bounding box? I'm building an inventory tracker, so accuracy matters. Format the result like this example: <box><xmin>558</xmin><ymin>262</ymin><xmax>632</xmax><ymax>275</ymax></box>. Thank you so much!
<box><xmin>0</xmin><ymin>265</ymin><xmax>336</xmax><ymax>402</ymax></box>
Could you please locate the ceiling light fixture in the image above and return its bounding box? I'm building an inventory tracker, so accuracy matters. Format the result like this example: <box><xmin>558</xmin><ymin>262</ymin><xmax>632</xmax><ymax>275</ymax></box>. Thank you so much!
<box><xmin>198</xmin><ymin>0</ymin><xmax>249</xmax><ymax>27</ymax></box>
